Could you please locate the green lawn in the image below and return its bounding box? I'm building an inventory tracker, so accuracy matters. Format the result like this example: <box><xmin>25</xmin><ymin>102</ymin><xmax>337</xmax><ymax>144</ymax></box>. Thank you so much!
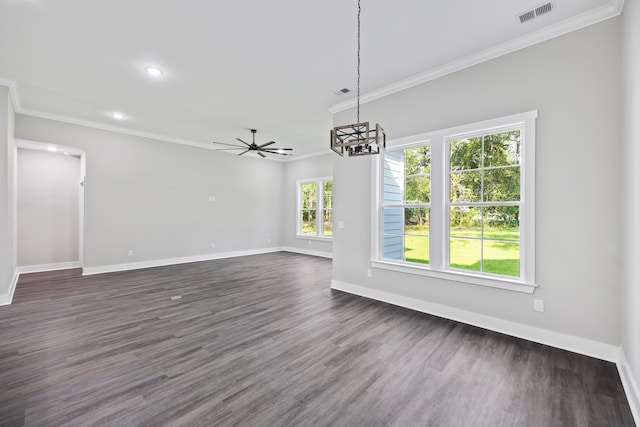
<box><xmin>404</xmin><ymin>225</ymin><xmax>520</xmax><ymax>277</ymax></box>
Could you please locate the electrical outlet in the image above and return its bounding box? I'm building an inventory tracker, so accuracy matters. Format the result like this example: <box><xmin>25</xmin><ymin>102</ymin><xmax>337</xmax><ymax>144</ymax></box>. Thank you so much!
<box><xmin>127</xmin><ymin>249</ymin><xmax>133</xmax><ymax>256</ymax></box>
<box><xmin>267</xmin><ymin>237</ymin><xmax>272</xmax><ymax>243</ymax></box>
<box><xmin>208</xmin><ymin>196</ymin><xmax>216</xmax><ymax>202</ymax></box>
<box><xmin>338</xmin><ymin>221</ymin><xmax>345</xmax><ymax>229</ymax></box>
<box><xmin>534</xmin><ymin>299</ymin><xmax>544</xmax><ymax>312</ymax></box>
<box><xmin>367</xmin><ymin>269</ymin><xmax>372</xmax><ymax>277</ymax></box>
<box><xmin>211</xmin><ymin>243</ymin><xmax>216</xmax><ymax>248</ymax></box>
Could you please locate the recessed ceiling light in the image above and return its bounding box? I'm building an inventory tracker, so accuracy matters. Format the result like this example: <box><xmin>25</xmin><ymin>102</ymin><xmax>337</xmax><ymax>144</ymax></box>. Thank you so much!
<box><xmin>47</xmin><ymin>146</ymin><xmax>57</xmax><ymax>152</ymax></box>
<box><xmin>145</xmin><ymin>66</ymin><xmax>163</xmax><ymax>77</ymax></box>
<box><xmin>112</xmin><ymin>112</ymin><xmax>125</xmax><ymax>120</ymax></box>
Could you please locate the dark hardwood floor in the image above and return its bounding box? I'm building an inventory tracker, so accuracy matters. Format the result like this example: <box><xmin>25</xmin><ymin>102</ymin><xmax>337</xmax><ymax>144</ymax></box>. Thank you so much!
<box><xmin>0</xmin><ymin>252</ymin><xmax>634</xmax><ymax>426</ymax></box>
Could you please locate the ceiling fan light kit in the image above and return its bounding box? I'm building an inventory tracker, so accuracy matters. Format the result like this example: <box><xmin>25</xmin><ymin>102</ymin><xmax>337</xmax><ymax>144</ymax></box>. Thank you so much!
<box><xmin>330</xmin><ymin>0</ymin><xmax>386</xmax><ymax>157</ymax></box>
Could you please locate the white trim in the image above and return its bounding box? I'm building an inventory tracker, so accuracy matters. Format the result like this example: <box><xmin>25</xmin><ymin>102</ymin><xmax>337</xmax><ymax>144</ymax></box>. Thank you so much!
<box><xmin>0</xmin><ymin>269</ymin><xmax>20</xmax><ymax>306</ymax></box>
<box><xmin>0</xmin><ymin>79</ymin><xmax>21</xmax><ymax>111</ymax></box>
<box><xmin>283</xmin><ymin>150</ymin><xmax>333</xmax><ymax>162</ymax></box>
<box><xmin>82</xmin><ymin>247</ymin><xmax>285</xmax><ymax>276</ymax></box>
<box><xmin>329</xmin><ymin>2</ymin><xmax>624</xmax><ymax>114</ymax></box>
<box><xmin>330</xmin><ymin>280</ymin><xmax>619</xmax><ymax>362</ymax></box>
<box><xmin>618</xmin><ymin>348</ymin><xmax>640</xmax><ymax>425</ymax></box>
<box><xmin>17</xmin><ymin>261</ymin><xmax>81</xmax><ymax>274</ymax></box>
<box><xmin>0</xmin><ymin>86</ymin><xmax>286</xmax><ymax>162</ymax></box>
<box><xmin>16</xmin><ymin>139</ymin><xmax>87</xmax><ymax>271</ymax></box>
<box><xmin>0</xmin><ymin>262</ymin><xmax>81</xmax><ymax>306</ymax></box>
<box><xmin>296</xmin><ymin>177</ymin><xmax>333</xmax><ymax>239</ymax></box>
<box><xmin>282</xmin><ymin>246</ymin><xmax>333</xmax><ymax>259</ymax></box>
<box><xmin>373</xmin><ymin>111</ymin><xmax>537</xmax><ymax>290</ymax></box>
<box><xmin>371</xmin><ymin>260</ymin><xmax>536</xmax><ymax>294</ymax></box>
<box><xmin>295</xmin><ymin>236</ymin><xmax>332</xmax><ymax>243</ymax></box>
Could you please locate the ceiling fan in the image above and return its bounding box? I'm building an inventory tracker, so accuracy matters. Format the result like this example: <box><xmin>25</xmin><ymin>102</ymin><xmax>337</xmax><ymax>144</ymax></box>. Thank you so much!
<box><xmin>212</xmin><ymin>129</ymin><xmax>293</xmax><ymax>158</ymax></box>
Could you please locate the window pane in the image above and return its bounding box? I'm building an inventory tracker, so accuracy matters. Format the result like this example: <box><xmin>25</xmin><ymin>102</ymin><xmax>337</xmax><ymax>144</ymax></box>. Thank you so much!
<box><xmin>301</xmin><ymin>210</ymin><xmax>316</xmax><ymax>235</ymax></box>
<box><xmin>451</xmin><ymin>137</ymin><xmax>482</xmax><ymax>171</ymax></box>
<box><xmin>405</xmin><ymin>146</ymin><xmax>431</xmax><ymax>176</ymax></box>
<box><xmin>301</xmin><ymin>182</ymin><xmax>317</xmax><ymax>209</ymax></box>
<box><xmin>406</xmin><ymin>236</ymin><xmax>429</xmax><ymax>264</ymax></box>
<box><xmin>484</xmin><ymin>131</ymin><xmax>521</xmax><ymax>167</ymax></box>
<box><xmin>383</xmin><ymin>208</ymin><xmax>404</xmax><ymax>234</ymax></box>
<box><xmin>384</xmin><ymin>151</ymin><xmax>404</xmax><ymax>204</ymax></box>
<box><xmin>483</xmin><ymin>241</ymin><xmax>520</xmax><ymax>277</ymax></box>
<box><xmin>483</xmin><ymin>206</ymin><xmax>520</xmax><ymax>239</ymax></box>
<box><xmin>450</xmin><ymin>170</ymin><xmax>481</xmax><ymax>202</ymax></box>
<box><xmin>450</xmin><ymin>207</ymin><xmax>481</xmax><ymax>238</ymax></box>
<box><xmin>384</xmin><ymin>234</ymin><xmax>404</xmax><ymax>260</ymax></box>
<box><xmin>405</xmin><ymin>208</ymin><xmax>429</xmax><ymax>236</ymax></box>
<box><xmin>323</xmin><ymin>181</ymin><xmax>333</xmax><ymax>209</ymax></box>
<box><xmin>484</xmin><ymin>167</ymin><xmax>520</xmax><ymax>202</ymax></box>
<box><xmin>405</xmin><ymin>176</ymin><xmax>430</xmax><ymax>204</ymax></box>
<box><xmin>323</xmin><ymin>209</ymin><xmax>333</xmax><ymax>237</ymax></box>
<box><xmin>450</xmin><ymin>238</ymin><xmax>481</xmax><ymax>272</ymax></box>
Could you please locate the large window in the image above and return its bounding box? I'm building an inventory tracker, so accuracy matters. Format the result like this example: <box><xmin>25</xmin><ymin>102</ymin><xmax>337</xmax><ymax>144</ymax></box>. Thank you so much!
<box><xmin>383</xmin><ymin>146</ymin><xmax>431</xmax><ymax>264</ymax></box>
<box><xmin>373</xmin><ymin>112</ymin><xmax>536</xmax><ymax>293</ymax></box>
<box><xmin>297</xmin><ymin>178</ymin><xmax>333</xmax><ymax>239</ymax></box>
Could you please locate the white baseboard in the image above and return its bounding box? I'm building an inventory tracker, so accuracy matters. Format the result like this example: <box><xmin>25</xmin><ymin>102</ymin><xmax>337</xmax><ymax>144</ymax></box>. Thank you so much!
<box><xmin>17</xmin><ymin>261</ymin><xmax>81</xmax><ymax>274</ymax></box>
<box><xmin>0</xmin><ymin>269</ymin><xmax>20</xmax><ymax>306</ymax></box>
<box><xmin>618</xmin><ymin>348</ymin><xmax>640</xmax><ymax>425</ymax></box>
<box><xmin>0</xmin><ymin>262</ymin><xmax>82</xmax><ymax>306</ymax></box>
<box><xmin>282</xmin><ymin>246</ymin><xmax>333</xmax><ymax>259</ymax></box>
<box><xmin>331</xmin><ymin>280</ymin><xmax>620</xmax><ymax>363</ymax></box>
<box><xmin>82</xmin><ymin>247</ymin><xmax>286</xmax><ymax>276</ymax></box>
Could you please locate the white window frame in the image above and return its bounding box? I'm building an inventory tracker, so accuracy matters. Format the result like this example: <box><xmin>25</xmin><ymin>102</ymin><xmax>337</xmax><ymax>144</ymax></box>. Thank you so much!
<box><xmin>296</xmin><ymin>177</ymin><xmax>333</xmax><ymax>240</ymax></box>
<box><xmin>371</xmin><ymin>111</ymin><xmax>537</xmax><ymax>293</ymax></box>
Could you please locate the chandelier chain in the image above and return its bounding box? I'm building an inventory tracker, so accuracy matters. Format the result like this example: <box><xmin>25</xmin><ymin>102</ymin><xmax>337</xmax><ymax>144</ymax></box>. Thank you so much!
<box><xmin>357</xmin><ymin>0</ymin><xmax>361</xmax><ymax>124</ymax></box>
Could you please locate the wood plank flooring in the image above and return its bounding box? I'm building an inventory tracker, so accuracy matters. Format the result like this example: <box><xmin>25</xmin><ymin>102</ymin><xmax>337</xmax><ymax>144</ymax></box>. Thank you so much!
<box><xmin>0</xmin><ymin>252</ymin><xmax>634</xmax><ymax>426</ymax></box>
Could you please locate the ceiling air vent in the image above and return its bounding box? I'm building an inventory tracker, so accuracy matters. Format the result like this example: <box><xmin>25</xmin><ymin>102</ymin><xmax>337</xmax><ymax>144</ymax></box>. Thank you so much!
<box><xmin>518</xmin><ymin>2</ymin><xmax>553</xmax><ymax>24</ymax></box>
<box><xmin>519</xmin><ymin>10</ymin><xmax>536</xmax><ymax>23</ymax></box>
<box><xmin>535</xmin><ymin>2</ymin><xmax>553</xmax><ymax>16</ymax></box>
<box><xmin>334</xmin><ymin>88</ymin><xmax>351</xmax><ymax>96</ymax></box>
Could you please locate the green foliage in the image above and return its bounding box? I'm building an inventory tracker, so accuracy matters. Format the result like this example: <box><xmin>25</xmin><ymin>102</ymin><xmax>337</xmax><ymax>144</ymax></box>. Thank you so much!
<box><xmin>403</xmin><ymin>225</ymin><xmax>520</xmax><ymax>277</ymax></box>
<box><xmin>301</xmin><ymin>183</ymin><xmax>316</xmax><ymax>208</ymax></box>
<box><xmin>450</xmin><ymin>130</ymin><xmax>521</xmax><ymax>228</ymax></box>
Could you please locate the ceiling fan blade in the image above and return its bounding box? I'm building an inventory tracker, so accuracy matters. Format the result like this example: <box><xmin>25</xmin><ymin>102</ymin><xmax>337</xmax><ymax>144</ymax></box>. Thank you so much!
<box><xmin>236</xmin><ymin>138</ymin><xmax>251</xmax><ymax>147</ymax></box>
<box><xmin>263</xmin><ymin>147</ymin><xmax>293</xmax><ymax>151</ymax></box>
<box><xmin>212</xmin><ymin>141</ymin><xmax>244</xmax><ymax>148</ymax></box>
<box><xmin>257</xmin><ymin>152</ymin><xmax>266</xmax><ymax>158</ymax></box>
<box><xmin>259</xmin><ymin>141</ymin><xmax>276</xmax><ymax>148</ymax></box>
<box><xmin>237</xmin><ymin>149</ymin><xmax>250</xmax><ymax>156</ymax></box>
<box><xmin>215</xmin><ymin>148</ymin><xmax>245</xmax><ymax>151</ymax></box>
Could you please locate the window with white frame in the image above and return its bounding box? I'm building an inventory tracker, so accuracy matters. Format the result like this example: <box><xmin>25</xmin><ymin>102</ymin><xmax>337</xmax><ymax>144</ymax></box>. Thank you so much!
<box><xmin>373</xmin><ymin>111</ymin><xmax>536</xmax><ymax>293</ymax></box>
<box><xmin>297</xmin><ymin>178</ymin><xmax>333</xmax><ymax>239</ymax></box>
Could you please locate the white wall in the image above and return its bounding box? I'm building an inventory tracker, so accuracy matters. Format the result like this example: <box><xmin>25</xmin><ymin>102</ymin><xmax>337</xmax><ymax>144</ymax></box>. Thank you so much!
<box><xmin>332</xmin><ymin>19</ymin><xmax>622</xmax><ymax>349</ymax></box>
<box><xmin>0</xmin><ymin>86</ymin><xmax>16</xmax><ymax>302</ymax></box>
<box><xmin>283</xmin><ymin>154</ymin><xmax>333</xmax><ymax>256</ymax></box>
<box><xmin>15</xmin><ymin>115</ymin><xmax>285</xmax><ymax>270</ymax></box>
<box><xmin>621</xmin><ymin>0</ymin><xmax>640</xmax><ymax>417</ymax></box>
<box><xmin>17</xmin><ymin>149</ymin><xmax>81</xmax><ymax>267</ymax></box>
<box><xmin>0</xmin><ymin>87</ymin><xmax>10</xmax><ymax>295</ymax></box>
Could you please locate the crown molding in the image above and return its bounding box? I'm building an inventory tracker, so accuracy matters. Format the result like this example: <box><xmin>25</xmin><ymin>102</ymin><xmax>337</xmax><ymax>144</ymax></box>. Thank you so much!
<box><xmin>0</xmin><ymin>78</ymin><xmax>292</xmax><ymax>162</ymax></box>
<box><xmin>0</xmin><ymin>78</ymin><xmax>22</xmax><ymax>111</ymax></box>
<box><xmin>329</xmin><ymin>0</ymin><xmax>625</xmax><ymax>114</ymax></box>
<box><xmin>282</xmin><ymin>149</ymin><xmax>333</xmax><ymax>163</ymax></box>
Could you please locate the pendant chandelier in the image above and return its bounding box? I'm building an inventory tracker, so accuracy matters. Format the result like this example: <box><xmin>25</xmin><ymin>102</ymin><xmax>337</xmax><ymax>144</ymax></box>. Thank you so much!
<box><xmin>330</xmin><ymin>0</ymin><xmax>385</xmax><ymax>157</ymax></box>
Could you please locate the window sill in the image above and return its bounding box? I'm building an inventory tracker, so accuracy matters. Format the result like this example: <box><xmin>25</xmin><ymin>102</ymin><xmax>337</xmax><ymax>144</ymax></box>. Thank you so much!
<box><xmin>370</xmin><ymin>260</ymin><xmax>537</xmax><ymax>294</ymax></box>
<box><xmin>296</xmin><ymin>235</ymin><xmax>333</xmax><ymax>242</ymax></box>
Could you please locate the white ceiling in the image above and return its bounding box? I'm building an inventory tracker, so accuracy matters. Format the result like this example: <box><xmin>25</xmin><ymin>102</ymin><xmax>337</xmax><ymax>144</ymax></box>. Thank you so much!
<box><xmin>0</xmin><ymin>0</ymin><xmax>621</xmax><ymax>158</ymax></box>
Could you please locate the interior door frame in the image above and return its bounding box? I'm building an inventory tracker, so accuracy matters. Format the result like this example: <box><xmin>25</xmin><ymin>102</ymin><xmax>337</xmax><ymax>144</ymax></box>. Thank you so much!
<box><xmin>15</xmin><ymin>139</ymin><xmax>86</xmax><ymax>270</ymax></box>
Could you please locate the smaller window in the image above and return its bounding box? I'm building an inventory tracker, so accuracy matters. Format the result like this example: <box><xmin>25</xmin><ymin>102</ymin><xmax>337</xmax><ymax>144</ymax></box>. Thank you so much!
<box><xmin>297</xmin><ymin>178</ymin><xmax>333</xmax><ymax>239</ymax></box>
